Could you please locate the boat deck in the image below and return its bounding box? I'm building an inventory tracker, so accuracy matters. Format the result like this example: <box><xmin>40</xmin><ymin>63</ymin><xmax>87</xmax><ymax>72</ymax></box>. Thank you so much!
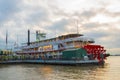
<box><xmin>0</xmin><ymin>60</ymin><xmax>100</xmax><ymax>65</ymax></box>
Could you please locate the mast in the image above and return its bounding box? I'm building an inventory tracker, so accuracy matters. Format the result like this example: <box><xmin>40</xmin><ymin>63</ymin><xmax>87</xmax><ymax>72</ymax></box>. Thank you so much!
<box><xmin>76</xmin><ymin>20</ymin><xmax>79</xmax><ymax>34</ymax></box>
<box><xmin>6</xmin><ymin>30</ymin><xmax>8</xmax><ymax>49</ymax></box>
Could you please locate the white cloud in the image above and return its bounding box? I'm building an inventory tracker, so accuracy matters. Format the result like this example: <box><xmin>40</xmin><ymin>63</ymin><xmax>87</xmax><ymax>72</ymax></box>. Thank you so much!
<box><xmin>91</xmin><ymin>14</ymin><xmax>119</xmax><ymax>23</ymax></box>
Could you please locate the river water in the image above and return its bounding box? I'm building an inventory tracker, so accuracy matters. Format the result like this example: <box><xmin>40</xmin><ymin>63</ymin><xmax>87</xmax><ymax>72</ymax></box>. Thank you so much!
<box><xmin>0</xmin><ymin>56</ymin><xmax>120</xmax><ymax>80</ymax></box>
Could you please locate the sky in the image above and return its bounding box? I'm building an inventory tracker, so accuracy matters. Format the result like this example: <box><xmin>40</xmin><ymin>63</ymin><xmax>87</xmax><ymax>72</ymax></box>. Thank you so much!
<box><xmin>0</xmin><ymin>0</ymin><xmax>120</xmax><ymax>54</ymax></box>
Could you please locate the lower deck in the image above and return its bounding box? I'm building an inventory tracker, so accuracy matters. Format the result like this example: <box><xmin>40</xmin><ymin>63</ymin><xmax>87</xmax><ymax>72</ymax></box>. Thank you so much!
<box><xmin>0</xmin><ymin>59</ymin><xmax>104</xmax><ymax>65</ymax></box>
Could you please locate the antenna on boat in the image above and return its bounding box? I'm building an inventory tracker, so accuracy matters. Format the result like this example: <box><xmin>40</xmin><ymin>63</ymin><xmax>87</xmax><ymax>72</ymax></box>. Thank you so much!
<box><xmin>55</xmin><ymin>29</ymin><xmax>57</xmax><ymax>37</ymax></box>
<box><xmin>76</xmin><ymin>20</ymin><xmax>79</xmax><ymax>34</ymax></box>
<box><xmin>17</xmin><ymin>34</ymin><xmax>18</xmax><ymax>46</ymax></box>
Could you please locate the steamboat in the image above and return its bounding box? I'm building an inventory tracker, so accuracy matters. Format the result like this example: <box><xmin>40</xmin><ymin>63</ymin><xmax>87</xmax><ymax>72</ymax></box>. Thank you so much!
<box><xmin>13</xmin><ymin>30</ymin><xmax>108</xmax><ymax>65</ymax></box>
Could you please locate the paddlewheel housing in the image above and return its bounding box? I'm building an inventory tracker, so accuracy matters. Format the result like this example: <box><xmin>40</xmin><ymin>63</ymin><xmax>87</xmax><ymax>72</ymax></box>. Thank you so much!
<box><xmin>84</xmin><ymin>45</ymin><xmax>107</xmax><ymax>62</ymax></box>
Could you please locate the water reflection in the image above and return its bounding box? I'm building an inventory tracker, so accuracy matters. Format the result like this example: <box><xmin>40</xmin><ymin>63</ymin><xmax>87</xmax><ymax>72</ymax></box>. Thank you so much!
<box><xmin>0</xmin><ymin>56</ymin><xmax>120</xmax><ymax>80</ymax></box>
<box><xmin>0</xmin><ymin>64</ymin><xmax>106</xmax><ymax>80</ymax></box>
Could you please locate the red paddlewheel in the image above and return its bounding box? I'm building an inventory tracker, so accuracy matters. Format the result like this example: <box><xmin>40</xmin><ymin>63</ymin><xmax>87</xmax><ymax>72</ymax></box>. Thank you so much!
<box><xmin>84</xmin><ymin>45</ymin><xmax>106</xmax><ymax>61</ymax></box>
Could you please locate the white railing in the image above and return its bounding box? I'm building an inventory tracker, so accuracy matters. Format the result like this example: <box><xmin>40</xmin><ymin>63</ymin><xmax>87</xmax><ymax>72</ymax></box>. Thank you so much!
<box><xmin>19</xmin><ymin>36</ymin><xmax>94</xmax><ymax>49</ymax></box>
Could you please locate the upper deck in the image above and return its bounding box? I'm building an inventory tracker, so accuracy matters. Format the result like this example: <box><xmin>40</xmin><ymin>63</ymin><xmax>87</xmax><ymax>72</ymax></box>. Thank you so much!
<box><xmin>15</xmin><ymin>33</ymin><xmax>94</xmax><ymax>50</ymax></box>
<box><xmin>31</xmin><ymin>33</ymin><xmax>83</xmax><ymax>44</ymax></box>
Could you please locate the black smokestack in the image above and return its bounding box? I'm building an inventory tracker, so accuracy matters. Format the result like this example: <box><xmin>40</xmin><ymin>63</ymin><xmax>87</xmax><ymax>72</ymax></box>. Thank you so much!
<box><xmin>28</xmin><ymin>29</ymin><xmax>30</xmax><ymax>46</ymax></box>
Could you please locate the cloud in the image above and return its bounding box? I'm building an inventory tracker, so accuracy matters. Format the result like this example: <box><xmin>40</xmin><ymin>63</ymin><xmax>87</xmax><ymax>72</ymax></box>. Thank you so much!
<box><xmin>84</xmin><ymin>26</ymin><xmax>120</xmax><ymax>49</ymax></box>
<box><xmin>48</xmin><ymin>19</ymin><xmax>68</xmax><ymax>31</ymax></box>
<box><xmin>0</xmin><ymin>0</ymin><xmax>22</xmax><ymax>24</ymax></box>
<box><xmin>25</xmin><ymin>9</ymin><xmax>48</xmax><ymax>25</ymax></box>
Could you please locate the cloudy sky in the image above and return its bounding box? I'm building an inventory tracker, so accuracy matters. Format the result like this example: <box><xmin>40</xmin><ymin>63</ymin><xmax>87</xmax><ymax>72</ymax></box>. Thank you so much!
<box><xmin>0</xmin><ymin>0</ymin><xmax>120</xmax><ymax>54</ymax></box>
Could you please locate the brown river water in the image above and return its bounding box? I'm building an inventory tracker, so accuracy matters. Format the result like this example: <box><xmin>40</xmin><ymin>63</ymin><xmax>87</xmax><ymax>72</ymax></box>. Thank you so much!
<box><xmin>0</xmin><ymin>56</ymin><xmax>120</xmax><ymax>80</ymax></box>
